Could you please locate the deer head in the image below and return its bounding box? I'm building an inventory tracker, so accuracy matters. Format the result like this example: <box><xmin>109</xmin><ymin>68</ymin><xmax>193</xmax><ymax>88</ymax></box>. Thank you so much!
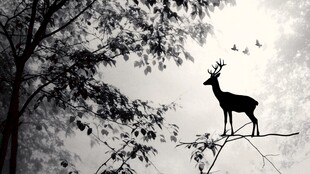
<box><xmin>203</xmin><ymin>59</ymin><xmax>226</xmax><ymax>85</ymax></box>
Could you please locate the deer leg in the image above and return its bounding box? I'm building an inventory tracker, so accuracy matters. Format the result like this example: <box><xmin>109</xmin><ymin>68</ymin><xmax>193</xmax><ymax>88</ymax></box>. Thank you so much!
<box><xmin>222</xmin><ymin>110</ymin><xmax>228</xmax><ymax>135</ymax></box>
<box><xmin>246</xmin><ymin>112</ymin><xmax>258</xmax><ymax>137</ymax></box>
<box><xmin>255</xmin><ymin>116</ymin><xmax>259</xmax><ymax>136</ymax></box>
<box><xmin>228</xmin><ymin>111</ymin><xmax>234</xmax><ymax>135</ymax></box>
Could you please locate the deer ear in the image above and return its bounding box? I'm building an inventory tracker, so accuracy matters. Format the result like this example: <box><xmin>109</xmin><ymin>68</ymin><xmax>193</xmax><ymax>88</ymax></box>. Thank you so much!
<box><xmin>215</xmin><ymin>73</ymin><xmax>221</xmax><ymax>78</ymax></box>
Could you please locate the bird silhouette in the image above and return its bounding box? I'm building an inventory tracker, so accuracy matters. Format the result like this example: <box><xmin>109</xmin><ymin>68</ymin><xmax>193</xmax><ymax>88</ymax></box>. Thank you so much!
<box><xmin>231</xmin><ymin>44</ymin><xmax>238</xmax><ymax>51</ymax></box>
<box><xmin>242</xmin><ymin>47</ymin><xmax>250</xmax><ymax>55</ymax></box>
<box><xmin>255</xmin><ymin>39</ymin><xmax>262</xmax><ymax>48</ymax></box>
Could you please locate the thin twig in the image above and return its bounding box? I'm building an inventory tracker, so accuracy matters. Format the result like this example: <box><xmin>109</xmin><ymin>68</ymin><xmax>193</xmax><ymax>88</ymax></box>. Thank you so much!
<box><xmin>203</xmin><ymin>122</ymin><xmax>299</xmax><ymax>174</ymax></box>
<box><xmin>243</xmin><ymin>137</ymin><xmax>282</xmax><ymax>174</ymax></box>
<box><xmin>206</xmin><ymin>136</ymin><xmax>229</xmax><ymax>174</ymax></box>
<box><xmin>148</xmin><ymin>160</ymin><xmax>164</xmax><ymax>174</ymax></box>
<box><xmin>43</xmin><ymin>0</ymin><xmax>98</xmax><ymax>38</ymax></box>
<box><xmin>94</xmin><ymin>141</ymin><xmax>130</xmax><ymax>174</ymax></box>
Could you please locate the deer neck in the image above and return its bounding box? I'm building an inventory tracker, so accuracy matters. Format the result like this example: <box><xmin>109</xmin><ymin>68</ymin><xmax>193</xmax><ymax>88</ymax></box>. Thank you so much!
<box><xmin>211</xmin><ymin>80</ymin><xmax>223</xmax><ymax>100</ymax></box>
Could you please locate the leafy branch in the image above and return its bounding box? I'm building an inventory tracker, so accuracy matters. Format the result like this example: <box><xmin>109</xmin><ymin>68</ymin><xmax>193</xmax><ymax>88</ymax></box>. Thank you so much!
<box><xmin>177</xmin><ymin>122</ymin><xmax>299</xmax><ymax>174</ymax></box>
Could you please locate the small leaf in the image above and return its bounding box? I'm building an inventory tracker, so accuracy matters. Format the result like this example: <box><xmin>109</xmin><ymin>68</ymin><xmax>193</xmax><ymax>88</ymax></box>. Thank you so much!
<box><xmin>123</xmin><ymin>54</ymin><xmax>129</xmax><ymax>61</ymax></box>
<box><xmin>157</xmin><ymin>123</ymin><xmax>162</xmax><ymax>129</ymax></box>
<box><xmin>184</xmin><ymin>51</ymin><xmax>194</xmax><ymax>62</ymax></box>
<box><xmin>144</xmin><ymin>156</ymin><xmax>149</xmax><ymax>163</ymax></box>
<box><xmin>212</xmin><ymin>147</ymin><xmax>217</xmax><ymax>156</ymax></box>
<box><xmin>111</xmin><ymin>153</ymin><xmax>116</xmax><ymax>160</ymax></box>
<box><xmin>138</xmin><ymin>156</ymin><xmax>143</xmax><ymax>162</ymax></box>
<box><xmin>199</xmin><ymin>162</ymin><xmax>205</xmax><ymax>171</ymax></box>
<box><xmin>87</xmin><ymin>128</ymin><xmax>92</xmax><ymax>135</ymax></box>
<box><xmin>69</xmin><ymin>116</ymin><xmax>75</xmax><ymax>123</ymax></box>
<box><xmin>131</xmin><ymin>151</ymin><xmax>136</xmax><ymax>159</ymax></box>
<box><xmin>173</xmin><ymin>131</ymin><xmax>178</xmax><ymax>136</ymax></box>
<box><xmin>134</xmin><ymin>61</ymin><xmax>140</xmax><ymax>67</ymax></box>
<box><xmin>144</xmin><ymin>66</ymin><xmax>152</xmax><ymax>75</ymax></box>
<box><xmin>119</xmin><ymin>150</ymin><xmax>126</xmax><ymax>158</ymax></box>
<box><xmin>141</xmin><ymin>40</ymin><xmax>147</xmax><ymax>46</ymax></box>
<box><xmin>60</xmin><ymin>160</ymin><xmax>68</xmax><ymax>168</ymax></box>
<box><xmin>158</xmin><ymin>62</ymin><xmax>164</xmax><ymax>71</ymax></box>
<box><xmin>76</xmin><ymin>120</ymin><xmax>82</xmax><ymax>126</ymax></box>
<box><xmin>141</xmin><ymin>128</ymin><xmax>146</xmax><ymax>135</ymax></box>
<box><xmin>133</xmin><ymin>0</ymin><xmax>139</xmax><ymax>5</ymax></box>
<box><xmin>101</xmin><ymin>129</ymin><xmax>109</xmax><ymax>136</ymax></box>
<box><xmin>78</xmin><ymin>124</ymin><xmax>86</xmax><ymax>131</ymax></box>
<box><xmin>176</xmin><ymin>58</ymin><xmax>183</xmax><ymax>66</ymax></box>
<box><xmin>77</xmin><ymin>112</ymin><xmax>83</xmax><ymax>118</ymax></box>
<box><xmin>147</xmin><ymin>131</ymin><xmax>156</xmax><ymax>140</ymax></box>
<box><xmin>170</xmin><ymin>135</ymin><xmax>177</xmax><ymax>142</ymax></box>
<box><xmin>199</xmin><ymin>10</ymin><xmax>205</xmax><ymax>20</ymax></box>
<box><xmin>134</xmin><ymin>131</ymin><xmax>139</xmax><ymax>137</ymax></box>
<box><xmin>143</xmin><ymin>54</ymin><xmax>148</xmax><ymax>62</ymax></box>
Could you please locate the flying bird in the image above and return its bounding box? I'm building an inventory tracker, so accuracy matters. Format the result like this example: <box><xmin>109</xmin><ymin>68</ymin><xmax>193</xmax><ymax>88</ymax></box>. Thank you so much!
<box><xmin>242</xmin><ymin>47</ymin><xmax>250</xmax><ymax>55</ymax></box>
<box><xmin>255</xmin><ymin>39</ymin><xmax>262</xmax><ymax>48</ymax></box>
<box><xmin>231</xmin><ymin>44</ymin><xmax>238</xmax><ymax>51</ymax></box>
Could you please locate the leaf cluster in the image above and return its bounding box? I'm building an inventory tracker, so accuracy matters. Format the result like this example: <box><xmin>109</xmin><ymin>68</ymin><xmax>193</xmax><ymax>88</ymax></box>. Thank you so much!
<box><xmin>0</xmin><ymin>0</ymin><xmax>233</xmax><ymax>173</ymax></box>
<box><xmin>177</xmin><ymin>133</ymin><xmax>219</xmax><ymax>173</ymax></box>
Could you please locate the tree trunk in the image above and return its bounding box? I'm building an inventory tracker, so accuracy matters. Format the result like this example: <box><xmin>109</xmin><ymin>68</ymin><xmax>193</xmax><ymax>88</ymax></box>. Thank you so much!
<box><xmin>9</xmin><ymin>126</ymin><xmax>18</xmax><ymax>174</ymax></box>
<box><xmin>0</xmin><ymin>62</ymin><xmax>24</xmax><ymax>173</ymax></box>
<box><xmin>0</xmin><ymin>120</ymin><xmax>12</xmax><ymax>173</ymax></box>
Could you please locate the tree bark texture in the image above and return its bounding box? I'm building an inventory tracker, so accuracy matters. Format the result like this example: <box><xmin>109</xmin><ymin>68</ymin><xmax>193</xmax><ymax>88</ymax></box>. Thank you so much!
<box><xmin>0</xmin><ymin>62</ymin><xmax>24</xmax><ymax>173</ymax></box>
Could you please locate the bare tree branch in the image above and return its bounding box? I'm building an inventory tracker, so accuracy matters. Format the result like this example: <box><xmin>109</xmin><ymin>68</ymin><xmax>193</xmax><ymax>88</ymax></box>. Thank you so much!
<box><xmin>18</xmin><ymin>62</ymin><xmax>78</xmax><ymax>116</ymax></box>
<box><xmin>206</xmin><ymin>136</ymin><xmax>229</xmax><ymax>174</ymax></box>
<box><xmin>178</xmin><ymin>122</ymin><xmax>299</xmax><ymax>174</ymax></box>
<box><xmin>25</xmin><ymin>0</ymin><xmax>39</xmax><ymax>49</ymax></box>
<box><xmin>243</xmin><ymin>137</ymin><xmax>282</xmax><ymax>174</ymax></box>
<box><xmin>0</xmin><ymin>23</ymin><xmax>17</xmax><ymax>59</ymax></box>
<box><xmin>226</xmin><ymin>132</ymin><xmax>299</xmax><ymax>142</ymax></box>
<box><xmin>43</xmin><ymin>0</ymin><xmax>97</xmax><ymax>39</ymax></box>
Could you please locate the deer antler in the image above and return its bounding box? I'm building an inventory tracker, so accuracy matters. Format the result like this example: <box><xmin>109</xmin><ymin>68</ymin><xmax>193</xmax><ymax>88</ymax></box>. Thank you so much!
<box><xmin>208</xmin><ymin>59</ymin><xmax>226</xmax><ymax>76</ymax></box>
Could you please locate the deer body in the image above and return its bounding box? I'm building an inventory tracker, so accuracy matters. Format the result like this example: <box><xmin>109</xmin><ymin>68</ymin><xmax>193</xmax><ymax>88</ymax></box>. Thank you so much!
<box><xmin>204</xmin><ymin>60</ymin><xmax>259</xmax><ymax>136</ymax></box>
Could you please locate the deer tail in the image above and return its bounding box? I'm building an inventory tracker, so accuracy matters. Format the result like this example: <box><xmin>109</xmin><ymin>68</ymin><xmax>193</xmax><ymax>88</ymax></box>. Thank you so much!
<box><xmin>254</xmin><ymin>100</ymin><xmax>259</xmax><ymax>105</ymax></box>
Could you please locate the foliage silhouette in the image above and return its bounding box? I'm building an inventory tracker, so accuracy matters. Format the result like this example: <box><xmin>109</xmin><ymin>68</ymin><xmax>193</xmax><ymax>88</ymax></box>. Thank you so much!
<box><xmin>0</xmin><ymin>0</ymin><xmax>234</xmax><ymax>173</ymax></box>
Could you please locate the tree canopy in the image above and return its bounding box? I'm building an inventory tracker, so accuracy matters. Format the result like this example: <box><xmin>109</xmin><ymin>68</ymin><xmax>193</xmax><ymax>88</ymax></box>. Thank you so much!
<box><xmin>0</xmin><ymin>0</ymin><xmax>234</xmax><ymax>173</ymax></box>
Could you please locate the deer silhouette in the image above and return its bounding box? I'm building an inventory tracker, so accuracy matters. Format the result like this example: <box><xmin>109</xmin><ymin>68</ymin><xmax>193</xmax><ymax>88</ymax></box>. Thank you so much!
<box><xmin>203</xmin><ymin>59</ymin><xmax>259</xmax><ymax>136</ymax></box>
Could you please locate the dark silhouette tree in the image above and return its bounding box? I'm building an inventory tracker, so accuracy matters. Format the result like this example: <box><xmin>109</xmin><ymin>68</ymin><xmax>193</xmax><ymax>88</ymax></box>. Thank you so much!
<box><xmin>0</xmin><ymin>0</ymin><xmax>234</xmax><ymax>173</ymax></box>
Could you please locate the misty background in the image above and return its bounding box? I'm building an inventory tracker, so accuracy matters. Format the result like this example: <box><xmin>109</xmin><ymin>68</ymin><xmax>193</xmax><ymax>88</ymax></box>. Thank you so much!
<box><xmin>65</xmin><ymin>0</ymin><xmax>310</xmax><ymax>174</ymax></box>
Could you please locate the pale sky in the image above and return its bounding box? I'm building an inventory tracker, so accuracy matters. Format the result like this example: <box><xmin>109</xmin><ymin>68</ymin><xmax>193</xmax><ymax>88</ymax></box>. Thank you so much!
<box><xmin>66</xmin><ymin>1</ymin><xmax>309</xmax><ymax>174</ymax></box>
